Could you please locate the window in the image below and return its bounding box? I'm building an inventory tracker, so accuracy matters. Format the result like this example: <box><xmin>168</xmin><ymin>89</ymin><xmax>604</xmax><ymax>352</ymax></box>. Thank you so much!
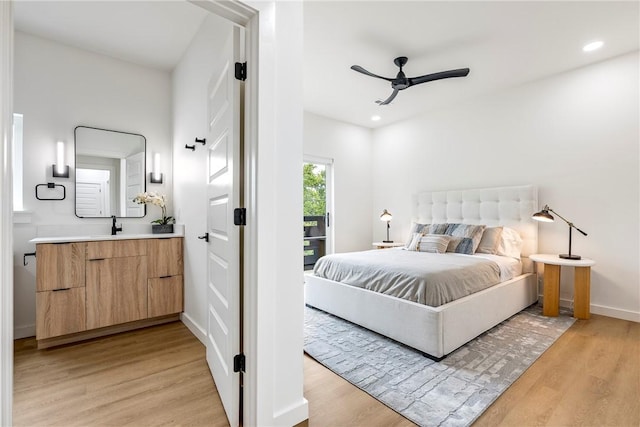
<box><xmin>12</xmin><ymin>113</ymin><xmax>23</xmax><ymax>211</ymax></box>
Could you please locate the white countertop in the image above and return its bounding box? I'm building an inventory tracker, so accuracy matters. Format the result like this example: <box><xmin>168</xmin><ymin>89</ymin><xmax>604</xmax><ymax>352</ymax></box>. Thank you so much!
<box><xmin>530</xmin><ymin>253</ymin><xmax>595</xmax><ymax>267</ymax></box>
<box><xmin>30</xmin><ymin>231</ymin><xmax>184</xmax><ymax>244</ymax></box>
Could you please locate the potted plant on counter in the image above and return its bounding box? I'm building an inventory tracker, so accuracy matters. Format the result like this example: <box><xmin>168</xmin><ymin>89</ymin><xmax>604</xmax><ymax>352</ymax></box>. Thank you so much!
<box><xmin>133</xmin><ymin>192</ymin><xmax>175</xmax><ymax>234</ymax></box>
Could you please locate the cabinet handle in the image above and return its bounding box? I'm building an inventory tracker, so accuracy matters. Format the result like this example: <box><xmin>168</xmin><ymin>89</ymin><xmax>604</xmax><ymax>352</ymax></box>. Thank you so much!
<box><xmin>89</xmin><ymin>258</ymin><xmax>106</xmax><ymax>261</ymax></box>
<box><xmin>159</xmin><ymin>275</ymin><xmax>172</xmax><ymax>279</ymax></box>
<box><xmin>52</xmin><ymin>288</ymin><xmax>70</xmax><ymax>292</ymax></box>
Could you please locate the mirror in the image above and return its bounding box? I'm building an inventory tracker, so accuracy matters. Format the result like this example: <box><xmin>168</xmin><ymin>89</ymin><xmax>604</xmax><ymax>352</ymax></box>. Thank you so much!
<box><xmin>74</xmin><ymin>126</ymin><xmax>146</xmax><ymax>218</ymax></box>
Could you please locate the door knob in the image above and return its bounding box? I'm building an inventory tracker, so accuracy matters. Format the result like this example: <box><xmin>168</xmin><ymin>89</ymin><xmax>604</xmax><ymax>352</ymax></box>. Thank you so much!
<box><xmin>198</xmin><ymin>232</ymin><xmax>209</xmax><ymax>242</ymax></box>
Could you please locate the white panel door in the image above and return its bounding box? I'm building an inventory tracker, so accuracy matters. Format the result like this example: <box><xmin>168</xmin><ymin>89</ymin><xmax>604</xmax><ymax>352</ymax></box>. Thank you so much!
<box><xmin>75</xmin><ymin>182</ymin><xmax>105</xmax><ymax>217</ymax></box>
<box><xmin>125</xmin><ymin>152</ymin><xmax>144</xmax><ymax>217</ymax></box>
<box><xmin>206</xmin><ymin>27</ymin><xmax>242</xmax><ymax>427</ymax></box>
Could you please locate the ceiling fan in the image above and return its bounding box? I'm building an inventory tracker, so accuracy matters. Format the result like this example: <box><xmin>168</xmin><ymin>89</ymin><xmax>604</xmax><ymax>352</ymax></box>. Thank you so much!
<box><xmin>350</xmin><ymin>56</ymin><xmax>470</xmax><ymax>105</ymax></box>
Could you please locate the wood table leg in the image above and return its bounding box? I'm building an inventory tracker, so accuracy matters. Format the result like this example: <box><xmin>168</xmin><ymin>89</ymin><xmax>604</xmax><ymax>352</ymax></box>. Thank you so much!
<box><xmin>574</xmin><ymin>266</ymin><xmax>591</xmax><ymax>319</ymax></box>
<box><xmin>543</xmin><ymin>263</ymin><xmax>560</xmax><ymax>317</ymax></box>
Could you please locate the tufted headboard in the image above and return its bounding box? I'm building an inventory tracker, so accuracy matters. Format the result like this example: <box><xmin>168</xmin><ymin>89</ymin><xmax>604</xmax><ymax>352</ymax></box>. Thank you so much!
<box><xmin>412</xmin><ymin>185</ymin><xmax>538</xmax><ymax>272</ymax></box>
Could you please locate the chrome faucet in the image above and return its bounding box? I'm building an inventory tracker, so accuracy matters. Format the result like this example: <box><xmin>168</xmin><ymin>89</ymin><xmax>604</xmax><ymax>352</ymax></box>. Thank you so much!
<box><xmin>111</xmin><ymin>215</ymin><xmax>122</xmax><ymax>236</ymax></box>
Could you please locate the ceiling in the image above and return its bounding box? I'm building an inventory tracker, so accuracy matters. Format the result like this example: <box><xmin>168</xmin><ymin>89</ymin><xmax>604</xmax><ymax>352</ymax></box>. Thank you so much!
<box><xmin>13</xmin><ymin>1</ymin><xmax>640</xmax><ymax>129</ymax></box>
<box><xmin>13</xmin><ymin>1</ymin><xmax>209</xmax><ymax>71</ymax></box>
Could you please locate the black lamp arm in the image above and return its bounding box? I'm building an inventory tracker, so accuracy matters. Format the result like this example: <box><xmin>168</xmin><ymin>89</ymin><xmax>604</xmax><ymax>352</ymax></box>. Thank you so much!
<box><xmin>548</xmin><ymin>207</ymin><xmax>587</xmax><ymax>236</ymax></box>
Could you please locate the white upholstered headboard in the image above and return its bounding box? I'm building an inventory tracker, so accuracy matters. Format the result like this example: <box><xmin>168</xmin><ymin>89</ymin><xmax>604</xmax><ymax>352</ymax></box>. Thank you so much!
<box><xmin>412</xmin><ymin>185</ymin><xmax>538</xmax><ymax>271</ymax></box>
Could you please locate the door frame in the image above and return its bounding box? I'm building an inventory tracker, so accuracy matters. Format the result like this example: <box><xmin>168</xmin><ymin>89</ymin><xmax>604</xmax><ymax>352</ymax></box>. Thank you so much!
<box><xmin>0</xmin><ymin>2</ymin><xmax>13</xmax><ymax>425</ymax></box>
<box><xmin>0</xmin><ymin>1</ymin><xmax>262</xmax><ymax>425</ymax></box>
<box><xmin>303</xmin><ymin>155</ymin><xmax>334</xmax><ymax>257</ymax></box>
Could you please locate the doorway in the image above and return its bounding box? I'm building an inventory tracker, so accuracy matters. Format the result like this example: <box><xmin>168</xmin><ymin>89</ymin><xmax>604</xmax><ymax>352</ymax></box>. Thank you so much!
<box><xmin>303</xmin><ymin>157</ymin><xmax>333</xmax><ymax>270</ymax></box>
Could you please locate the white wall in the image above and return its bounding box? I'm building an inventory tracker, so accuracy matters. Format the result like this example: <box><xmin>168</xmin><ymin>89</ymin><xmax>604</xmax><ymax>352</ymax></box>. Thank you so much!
<box><xmin>372</xmin><ymin>52</ymin><xmax>640</xmax><ymax>321</ymax></box>
<box><xmin>304</xmin><ymin>112</ymin><xmax>373</xmax><ymax>253</ymax></box>
<box><xmin>172</xmin><ymin>13</ymin><xmax>232</xmax><ymax>342</ymax></box>
<box><xmin>13</xmin><ymin>32</ymin><xmax>173</xmax><ymax>337</ymax></box>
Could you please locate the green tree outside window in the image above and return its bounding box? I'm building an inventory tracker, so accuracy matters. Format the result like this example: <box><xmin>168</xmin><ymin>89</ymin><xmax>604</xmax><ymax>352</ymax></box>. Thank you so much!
<box><xmin>303</xmin><ymin>163</ymin><xmax>326</xmax><ymax>216</ymax></box>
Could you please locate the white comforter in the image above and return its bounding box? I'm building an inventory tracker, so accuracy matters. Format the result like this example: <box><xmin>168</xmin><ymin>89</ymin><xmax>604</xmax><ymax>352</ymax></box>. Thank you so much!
<box><xmin>313</xmin><ymin>249</ymin><xmax>520</xmax><ymax>307</ymax></box>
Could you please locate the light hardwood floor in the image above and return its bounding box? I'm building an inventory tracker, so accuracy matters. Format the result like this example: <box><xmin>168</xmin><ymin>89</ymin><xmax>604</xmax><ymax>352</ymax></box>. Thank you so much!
<box><xmin>14</xmin><ymin>321</ymin><xmax>229</xmax><ymax>427</ymax></box>
<box><xmin>14</xmin><ymin>314</ymin><xmax>639</xmax><ymax>426</ymax></box>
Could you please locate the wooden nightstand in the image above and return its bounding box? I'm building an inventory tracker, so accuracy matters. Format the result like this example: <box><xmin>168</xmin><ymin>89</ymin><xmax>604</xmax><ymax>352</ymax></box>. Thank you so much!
<box><xmin>372</xmin><ymin>242</ymin><xmax>405</xmax><ymax>249</ymax></box>
<box><xmin>530</xmin><ymin>254</ymin><xmax>595</xmax><ymax>320</ymax></box>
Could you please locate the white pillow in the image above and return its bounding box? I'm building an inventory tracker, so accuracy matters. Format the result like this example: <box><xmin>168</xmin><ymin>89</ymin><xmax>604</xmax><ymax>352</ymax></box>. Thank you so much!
<box><xmin>496</xmin><ymin>227</ymin><xmax>523</xmax><ymax>259</ymax></box>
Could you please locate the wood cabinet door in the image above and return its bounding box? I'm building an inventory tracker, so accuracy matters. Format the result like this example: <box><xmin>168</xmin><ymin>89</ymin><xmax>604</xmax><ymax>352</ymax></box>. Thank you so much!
<box><xmin>147</xmin><ymin>238</ymin><xmax>183</xmax><ymax>278</ymax></box>
<box><xmin>36</xmin><ymin>287</ymin><xmax>86</xmax><ymax>339</ymax></box>
<box><xmin>148</xmin><ymin>276</ymin><xmax>183</xmax><ymax>318</ymax></box>
<box><xmin>86</xmin><ymin>256</ymin><xmax>148</xmax><ymax>329</ymax></box>
<box><xmin>36</xmin><ymin>243</ymin><xmax>86</xmax><ymax>291</ymax></box>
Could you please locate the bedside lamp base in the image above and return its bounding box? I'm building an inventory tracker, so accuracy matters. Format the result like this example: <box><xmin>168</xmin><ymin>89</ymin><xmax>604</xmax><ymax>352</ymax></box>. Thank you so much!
<box><xmin>559</xmin><ymin>254</ymin><xmax>581</xmax><ymax>260</ymax></box>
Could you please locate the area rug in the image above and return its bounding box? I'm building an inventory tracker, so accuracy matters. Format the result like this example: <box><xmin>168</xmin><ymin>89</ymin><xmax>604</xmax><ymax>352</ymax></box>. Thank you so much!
<box><xmin>304</xmin><ymin>304</ymin><xmax>575</xmax><ymax>427</ymax></box>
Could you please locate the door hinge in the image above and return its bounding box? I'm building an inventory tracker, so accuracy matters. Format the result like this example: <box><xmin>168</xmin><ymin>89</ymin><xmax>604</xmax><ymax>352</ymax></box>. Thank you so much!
<box><xmin>233</xmin><ymin>353</ymin><xmax>246</xmax><ymax>373</ymax></box>
<box><xmin>234</xmin><ymin>208</ymin><xmax>246</xmax><ymax>226</ymax></box>
<box><xmin>235</xmin><ymin>62</ymin><xmax>247</xmax><ymax>81</ymax></box>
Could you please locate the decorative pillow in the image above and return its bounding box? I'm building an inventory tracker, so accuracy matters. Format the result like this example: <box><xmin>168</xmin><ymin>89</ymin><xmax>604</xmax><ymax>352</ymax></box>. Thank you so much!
<box><xmin>406</xmin><ymin>232</ymin><xmax>423</xmax><ymax>251</ymax></box>
<box><xmin>405</xmin><ymin>223</ymin><xmax>430</xmax><ymax>248</ymax></box>
<box><xmin>445</xmin><ymin>223</ymin><xmax>486</xmax><ymax>253</ymax></box>
<box><xmin>429</xmin><ymin>223</ymin><xmax>449</xmax><ymax>235</ymax></box>
<box><xmin>475</xmin><ymin>226</ymin><xmax>503</xmax><ymax>254</ymax></box>
<box><xmin>446</xmin><ymin>236</ymin><xmax>475</xmax><ymax>254</ymax></box>
<box><xmin>497</xmin><ymin>227</ymin><xmax>523</xmax><ymax>259</ymax></box>
<box><xmin>416</xmin><ymin>234</ymin><xmax>451</xmax><ymax>254</ymax></box>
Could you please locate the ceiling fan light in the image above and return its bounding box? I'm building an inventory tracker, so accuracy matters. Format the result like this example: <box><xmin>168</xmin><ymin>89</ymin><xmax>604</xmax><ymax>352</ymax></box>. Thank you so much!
<box><xmin>371</xmin><ymin>115</ymin><xmax>381</xmax><ymax>121</ymax></box>
<box><xmin>583</xmin><ymin>41</ymin><xmax>603</xmax><ymax>52</ymax></box>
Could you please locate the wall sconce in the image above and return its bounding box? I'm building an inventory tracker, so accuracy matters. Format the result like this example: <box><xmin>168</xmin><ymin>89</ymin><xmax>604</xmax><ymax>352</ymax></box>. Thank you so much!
<box><xmin>380</xmin><ymin>209</ymin><xmax>393</xmax><ymax>243</ymax></box>
<box><xmin>52</xmin><ymin>141</ymin><xmax>69</xmax><ymax>178</ymax></box>
<box><xmin>532</xmin><ymin>204</ymin><xmax>588</xmax><ymax>260</ymax></box>
<box><xmin>150</xmin><ymin>152</ymin><xmax>163</xmax><ymax>184</ymax></box>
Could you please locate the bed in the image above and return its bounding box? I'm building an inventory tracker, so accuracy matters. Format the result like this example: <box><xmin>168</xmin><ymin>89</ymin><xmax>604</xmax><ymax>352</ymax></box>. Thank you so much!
<box><xmin>305</xmin><ymin>185</ymin><xmax>539</xmax><ymax>359</ymax></box>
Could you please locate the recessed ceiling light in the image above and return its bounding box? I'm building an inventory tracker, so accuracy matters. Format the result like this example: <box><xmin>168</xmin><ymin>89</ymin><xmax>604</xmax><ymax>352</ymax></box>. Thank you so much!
<box><xmin>583</xmin><ymin>41</ymin><xmax>604</xmax><ymax>52</ymax></box>
<box><xmin>371</xmin><ymin>115</ymin><xmax>381</xmax><ymax>121</ymax></box>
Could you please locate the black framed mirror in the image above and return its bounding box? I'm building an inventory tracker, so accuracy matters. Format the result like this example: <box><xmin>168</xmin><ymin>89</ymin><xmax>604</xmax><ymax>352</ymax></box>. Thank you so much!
<box><xmin>74</xmin><ymin>126</ymin><xmax>146</xmax><ymax>218</ymax></box>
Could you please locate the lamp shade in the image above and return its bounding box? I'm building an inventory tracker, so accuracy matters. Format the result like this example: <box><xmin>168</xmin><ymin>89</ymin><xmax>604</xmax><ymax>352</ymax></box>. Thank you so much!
<box><xmin>532</xmin><ymin>205</ymin><xmax>554</xmax><ymax>222</ymax></box>
<box><xmin>380</xmin><ymin>209</ymin><xmax>392</xmax><ymax>222</ymax></box>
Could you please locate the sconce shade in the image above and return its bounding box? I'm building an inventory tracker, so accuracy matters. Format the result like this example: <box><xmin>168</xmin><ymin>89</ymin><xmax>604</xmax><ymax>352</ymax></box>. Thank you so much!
<box><xmin>532</xmin><ymin>205</ymin><xmax>554</xmax><ymax>222</ymax></box>
<box><xmin>52</xmin><ymin>141</ymin><xmax>69</xmax><ymax>178</ymax></box>
<box><xmin>150</xmin><ymin>153</ymin><xmax>163</xmax><ymax>184</ymax></box>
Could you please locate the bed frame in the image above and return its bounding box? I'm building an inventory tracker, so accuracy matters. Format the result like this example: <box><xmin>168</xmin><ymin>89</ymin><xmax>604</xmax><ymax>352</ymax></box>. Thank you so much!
<box><xmin>305</xmin><ymin>185</ymin><xmax>539</xmax><ymax>358</ymax></box>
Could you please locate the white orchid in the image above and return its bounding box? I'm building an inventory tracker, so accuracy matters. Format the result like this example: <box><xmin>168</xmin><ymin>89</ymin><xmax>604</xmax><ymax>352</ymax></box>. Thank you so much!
<box><xmin>133</xmin><ymin>192</ymin><xmax>174</xmax><ymax>225</ymax></box>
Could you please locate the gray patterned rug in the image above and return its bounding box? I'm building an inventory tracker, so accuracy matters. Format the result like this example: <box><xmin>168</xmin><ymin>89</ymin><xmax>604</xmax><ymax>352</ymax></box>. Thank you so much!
<box><xmin>304</xmin><ymin>304</ymin><xmax>575</xmax><ymax>427</ymax></box>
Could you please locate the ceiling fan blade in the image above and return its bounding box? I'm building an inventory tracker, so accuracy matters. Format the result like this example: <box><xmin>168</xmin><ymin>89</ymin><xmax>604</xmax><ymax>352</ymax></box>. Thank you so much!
<box><xmin>351</xmin><ymin>65</ymin><xmax>394</xmax><ymax>82</ymax></box>
<box><xmin>408</xmin><ymin>68</ymin><xmax>470</xmax><ymax>86</ymax></box>
<box><xmin>376</xmin><ymin>89</ymin><xmax>399</xmax><ymax>105</ymax></box>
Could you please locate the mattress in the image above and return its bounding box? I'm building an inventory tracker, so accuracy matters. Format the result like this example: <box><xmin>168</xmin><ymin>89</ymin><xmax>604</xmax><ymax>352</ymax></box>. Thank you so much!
<box><xmin>312</xmin><ymin>249</ymin><xmax>521</xmax><ymax>307</ymax></box>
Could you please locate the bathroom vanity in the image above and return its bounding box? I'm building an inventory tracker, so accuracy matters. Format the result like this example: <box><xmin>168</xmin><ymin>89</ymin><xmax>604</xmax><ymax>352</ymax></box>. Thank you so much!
<box><xmin>32</xmin><ymin>234</ymin><xmax>183</xmax><ymax>349</ymax></box>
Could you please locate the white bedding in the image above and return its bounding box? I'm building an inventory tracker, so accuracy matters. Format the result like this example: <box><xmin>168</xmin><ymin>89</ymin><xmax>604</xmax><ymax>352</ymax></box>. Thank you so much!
<box><xmin>472</xmin><ymin>253</ymin><xmax>522</xmax><ymax>280</ymax></box>
<box><xmin>313</xmin><ymin>249</ymin><xmax>521</xmax><ymax>307</ymax></box>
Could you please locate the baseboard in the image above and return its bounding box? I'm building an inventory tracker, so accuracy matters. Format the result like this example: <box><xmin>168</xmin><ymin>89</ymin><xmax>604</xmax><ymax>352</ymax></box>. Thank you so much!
<box><xmin>180</xmin><ymin>312</ymin><xmax>206</xmax><ymax>345</ymax></box>
<box><xmin>590</xmin><ymin>304</ymin><xmax>640</xmax><ymax>323</ymax></box>
<box><xmin>14</xmin><ymin>324</ymin><xmax>35</xmax><ymax>340</ymax></box>
<box><xmin>273</xmin><ymin>398</ymin><xmax>309</xmax><ymax>427</ymax></box>
<box><xmin>539</xmin><ymin>294</ymin><xmax>640</xmax><ymax>323</ymax></box>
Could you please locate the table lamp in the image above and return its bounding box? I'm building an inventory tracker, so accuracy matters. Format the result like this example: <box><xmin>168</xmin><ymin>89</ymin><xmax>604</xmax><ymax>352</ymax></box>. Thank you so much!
<box><xmin>380</xmin><ymin>209</ymin><xmax>393</xmax><ymax>243</ymax></box>
<box><xmin>532</xmin><ymin>205</ymin><xmax>587</xmax><ymax>260</ymax></box>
